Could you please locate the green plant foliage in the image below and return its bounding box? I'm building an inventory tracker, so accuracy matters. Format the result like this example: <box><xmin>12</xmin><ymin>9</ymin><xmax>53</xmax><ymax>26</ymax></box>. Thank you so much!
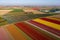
<box><xmin>11</xmin><ymin>9</ymin><xmax>24</xmax><ymax>12</ymax></box>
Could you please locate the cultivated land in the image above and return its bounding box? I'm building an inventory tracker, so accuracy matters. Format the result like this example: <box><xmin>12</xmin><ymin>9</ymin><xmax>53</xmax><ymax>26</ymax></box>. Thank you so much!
<box><xmin>0</xmin><ymin>6</ymin><xmax>60</xmax><ymax>40</ymax></box>
<box><xmin>0</xmin><ymin>6</ymin><xmax>60</xmax><ymax>26</ymax></box>
<box><xmin>0</xmin><ymin>10</ymin><xmax>13</xmax><ymax>15</ymax></box>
